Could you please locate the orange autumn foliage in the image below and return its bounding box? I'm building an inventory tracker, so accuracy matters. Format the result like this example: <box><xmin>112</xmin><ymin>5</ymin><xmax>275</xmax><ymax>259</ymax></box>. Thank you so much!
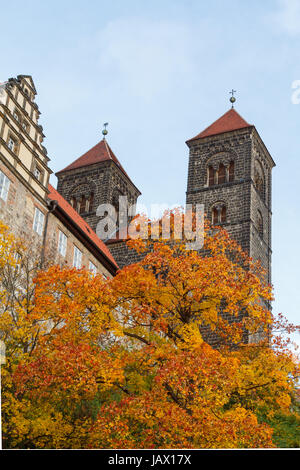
<box><xmin>0</xmin><ymin>216</ymin><xmax>299</xmax><ymax>449</ymax></box>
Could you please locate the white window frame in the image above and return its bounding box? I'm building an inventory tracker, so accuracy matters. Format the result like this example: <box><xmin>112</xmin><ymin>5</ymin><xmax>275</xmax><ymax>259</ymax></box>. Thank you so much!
<box><xmin>89</xmin><ymin>261</ymin><xmax>97</xmax><ymax>275</ymax></box>
<box><xmin>73</xmin><ymin>246</ymin><xmax>82</xmax><ymax>269</ymax></box>
<box><xmin>33</xmin><ymin>207</ymin><xmax>45</xmax><ymax>236</ymax></box>
<box><xmin>58</xmin><ymin>230</ymin><xmax>67</xmax><ymax>257</ymax></box>
<box><xmin>0</xmin><ymin>170</ymin><xmax>10</xmax><ymax>202</ymax></box>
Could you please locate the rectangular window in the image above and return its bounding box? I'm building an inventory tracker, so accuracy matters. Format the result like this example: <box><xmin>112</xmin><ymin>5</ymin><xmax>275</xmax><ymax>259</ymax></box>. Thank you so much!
<box><xmin>0</xmin><ymin>170</ymin><xmax>10</xmax><ymax>202</ymax></box>
<box><xmin>89</xmin><ymin>261</ymin><xmax>97</xmax><ymax>275</ymax></box>
<box><xmin>22</xmin><ymin>121</ymin><xmax>29</xmax><ymax>133</ymax></box>
<box><xmin>58</xmin><ymin>230</ymin><xmax>67</xmax><ymax>257</ymax></box>
<box><xmin>7</xmin><ymin>137</ymin><xmax>16</xmax><ymax>151</ymax></box>
<box><xmin>73</xmin><ymin>246</ymin><xmax>82</xmax><ymax>269</ymax></box>
<box><xmin>34</xmin><ymin>167</ymin><xmax>41</xmax><ymax>180</ymax></box>
<box><xmin>33</xmin><ymin>207</ymin><xmax>45</xmax><ymax>236</ymax></box>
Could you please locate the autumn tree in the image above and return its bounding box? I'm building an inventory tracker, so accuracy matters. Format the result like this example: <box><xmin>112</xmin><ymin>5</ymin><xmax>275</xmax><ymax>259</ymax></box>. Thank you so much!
<box><xmin>0</xmin><ymin>216</ymin><xmax>299</xmax><ymax>449</ymax></box>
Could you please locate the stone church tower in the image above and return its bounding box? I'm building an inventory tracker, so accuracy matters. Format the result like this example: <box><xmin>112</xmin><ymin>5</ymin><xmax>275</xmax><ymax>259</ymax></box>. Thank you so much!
<box><xmin>55</xmin><ymin>107</ymin><xmax>275</xmax><ymax>280</ymax></box>
<box><xmin>186</xmin><ymin>107</ymin><xmax>275</xmax><ymax>283</ymax></box>
<box><xmin>56</xmin><ymin>139</ymin><xmax>141</xmax><ymax>236</ymax></box>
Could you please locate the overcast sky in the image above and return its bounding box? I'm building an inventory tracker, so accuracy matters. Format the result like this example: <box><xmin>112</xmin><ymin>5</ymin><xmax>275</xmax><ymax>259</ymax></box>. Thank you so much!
<box><xmin>1</xmin><ymin>0</ymin><xmax>300</xmax><ymax>347</ymax></box>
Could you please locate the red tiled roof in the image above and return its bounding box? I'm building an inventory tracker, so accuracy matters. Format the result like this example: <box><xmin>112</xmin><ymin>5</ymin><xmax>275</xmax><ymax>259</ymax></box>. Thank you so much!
<box><xmin>48</xmin><ymin>184</ymin><xmax>118</xmax><ymax>270</ymax></box>
<box><xmin>56</xmin><ymin>139</ymin><xmax>136</xmax><ymax>188</ymax></box>
<box><xmin>187</xmin><ymin>108</ymin><xmax>252</xmax><ymax>142</ymax></box>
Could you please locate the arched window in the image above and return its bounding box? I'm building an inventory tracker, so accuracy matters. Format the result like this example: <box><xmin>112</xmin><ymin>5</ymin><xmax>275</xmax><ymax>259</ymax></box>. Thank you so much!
<box><xmin>89</xmin><ymin>192</ymin><xmax>94</xmax><ymax>212</ymax></box>
<box><xmin>254</xmin><ymin>162</ymin><xmax>265</xmax><ymax>200</ymax></box>
<box><xmin>212</xmin><ymin>204</ymin><xmax>227</xmax><ymax>225</ymax></box>
<box><xmin>218</xmin><ymin>163</ymin><xmax>226</xmax><ymax>185</ymax></box>
<box><xmin>112</xmin><ymin>193</ymin><xmax>119</xmax><ymax>216</ymax></box>
<box><xmin>112</xmin><ymin>190</ymin><xmax>124</xmax><ymax>220</ymax></box>
<box><xmin>208</xmin><ymin>166</ymin><xmax>215</xmax><ymax>186</ymax></box>
<box><xmin>80</xmin><ymin>195</ymin><xmax>86</xmax><ymax>214</ymax></box>
<box><xmin>228</xmin><ymin>161</ymin><xmax>235</xmax><ymax>182</ymax></box>
<box><xmin>212</xmin><ymin>207</ymin><xmax>219</xmax><ymax>225</ymax></box>
<box><xmin>84</xmin><ymin>192</ymin><xmax>94</xmax><ymax>213</ymax></box>
<box><xmin>220</xmin><ymin>206</ymin><xmax>227</xmax><ymax>223</ymax></box>
<box><xmin>257</xmin><ymin>210</ymin><xmax>263</xmax><ymax>238</ymax></box>
<box><xmin>70</xmin><ymin>197</ymin><xmax>76</xmax><ymax>209</ymax></box>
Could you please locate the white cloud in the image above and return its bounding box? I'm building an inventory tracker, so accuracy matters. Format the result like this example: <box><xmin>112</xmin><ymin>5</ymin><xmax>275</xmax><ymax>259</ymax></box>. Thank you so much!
<box><xmin>271</xmin><ymin>0</ymin><xmax>300</xmax><ymax>35</ymax></box>
<box><xmin>96</xmin><ymin>18</ymin><xmax>196</xmax><ymax>101</ymax></box>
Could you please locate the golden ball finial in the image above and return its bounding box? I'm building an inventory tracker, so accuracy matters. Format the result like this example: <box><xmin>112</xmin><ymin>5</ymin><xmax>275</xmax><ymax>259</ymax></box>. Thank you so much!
<box><xmin>102</xmin><ymin>122</ymin><xmax>108</xmax><ymax>139</ymax></box>
<box><xmin>229</xmin><ymin>89</ymin><xmax>236</xmax><ymax>108</ymax></box>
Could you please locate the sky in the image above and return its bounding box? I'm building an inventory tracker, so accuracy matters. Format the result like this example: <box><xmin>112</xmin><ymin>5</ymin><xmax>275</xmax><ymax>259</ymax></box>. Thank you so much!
<box><xmin>1</xmin><ymin>0</ymin><xmax>299</xmax><ymax>346</ymax></box>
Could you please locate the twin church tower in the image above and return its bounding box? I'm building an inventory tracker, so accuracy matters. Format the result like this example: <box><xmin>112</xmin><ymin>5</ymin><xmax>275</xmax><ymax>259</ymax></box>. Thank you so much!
<box><xmin>0</xmin><ymin>75</ymin><xmax>276</xmax><ymax>350</ymax></box>
<box><xmin>0</xmin><ymin>76</ymin><xmax>275</xmax><ymax>283</ymax></box>
<box><xmin>56</xmin><ymin>104</ymin><xmax>275</xmax><ymax>282</ymax></box>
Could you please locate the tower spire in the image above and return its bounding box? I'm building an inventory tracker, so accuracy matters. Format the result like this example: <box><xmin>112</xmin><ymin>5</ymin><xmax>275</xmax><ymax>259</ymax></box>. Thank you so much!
<box><xmin>102</xmin><ymin>122</ymin><xmax>108</xmax><ymax>140</ymax></box>
<box><xmin>229</xmin><ymin>89</ymin><xmax>236</xmax><ymax>108</ymax></box>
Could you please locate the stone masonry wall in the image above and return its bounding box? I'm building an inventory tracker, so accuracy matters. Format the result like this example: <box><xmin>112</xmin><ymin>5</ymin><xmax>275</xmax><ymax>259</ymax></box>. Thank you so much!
<box><xmin>56</xmin><ymin>161</ymin><xmax>140</xmax><ymax>235</ymax></box>
<box><xmin>0</xmin><ymin>161</ymin><xmax>112</xmax><ymax>278</ymax></box>
<box><xmin>0</xmin><ymin>159</ymin><xmax>47</xmax><ymax>249</ymax></box>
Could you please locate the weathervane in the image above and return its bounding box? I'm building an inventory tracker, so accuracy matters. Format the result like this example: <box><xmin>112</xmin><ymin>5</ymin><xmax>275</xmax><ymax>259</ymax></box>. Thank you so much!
<box><xmin>229</xmin><ymin>89</ymin><xmax>236</xmax><ymax>108</ymax></box>
<box><xmin>102</xmin><ymin>122</ymin><xmax>108</xmax><ymax>140</ymax></box>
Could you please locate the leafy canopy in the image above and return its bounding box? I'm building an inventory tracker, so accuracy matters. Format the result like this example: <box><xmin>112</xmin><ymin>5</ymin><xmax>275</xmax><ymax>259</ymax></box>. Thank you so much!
<box><xmin>0</xmin><ymin>217</ymin><xmax>299</xmax><ymax>449</ymax></box>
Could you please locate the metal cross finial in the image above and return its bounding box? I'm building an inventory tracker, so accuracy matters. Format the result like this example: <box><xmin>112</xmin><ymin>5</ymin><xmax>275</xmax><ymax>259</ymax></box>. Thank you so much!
<box><xmin>229</xmin><ymin>89</ymin><xmax>236</xmax><ymax>108</ymax></box>
<box><xmin>102</xmin><ymin>122</ymin><xmax>108</xmax><ymax>140</ymax></box>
